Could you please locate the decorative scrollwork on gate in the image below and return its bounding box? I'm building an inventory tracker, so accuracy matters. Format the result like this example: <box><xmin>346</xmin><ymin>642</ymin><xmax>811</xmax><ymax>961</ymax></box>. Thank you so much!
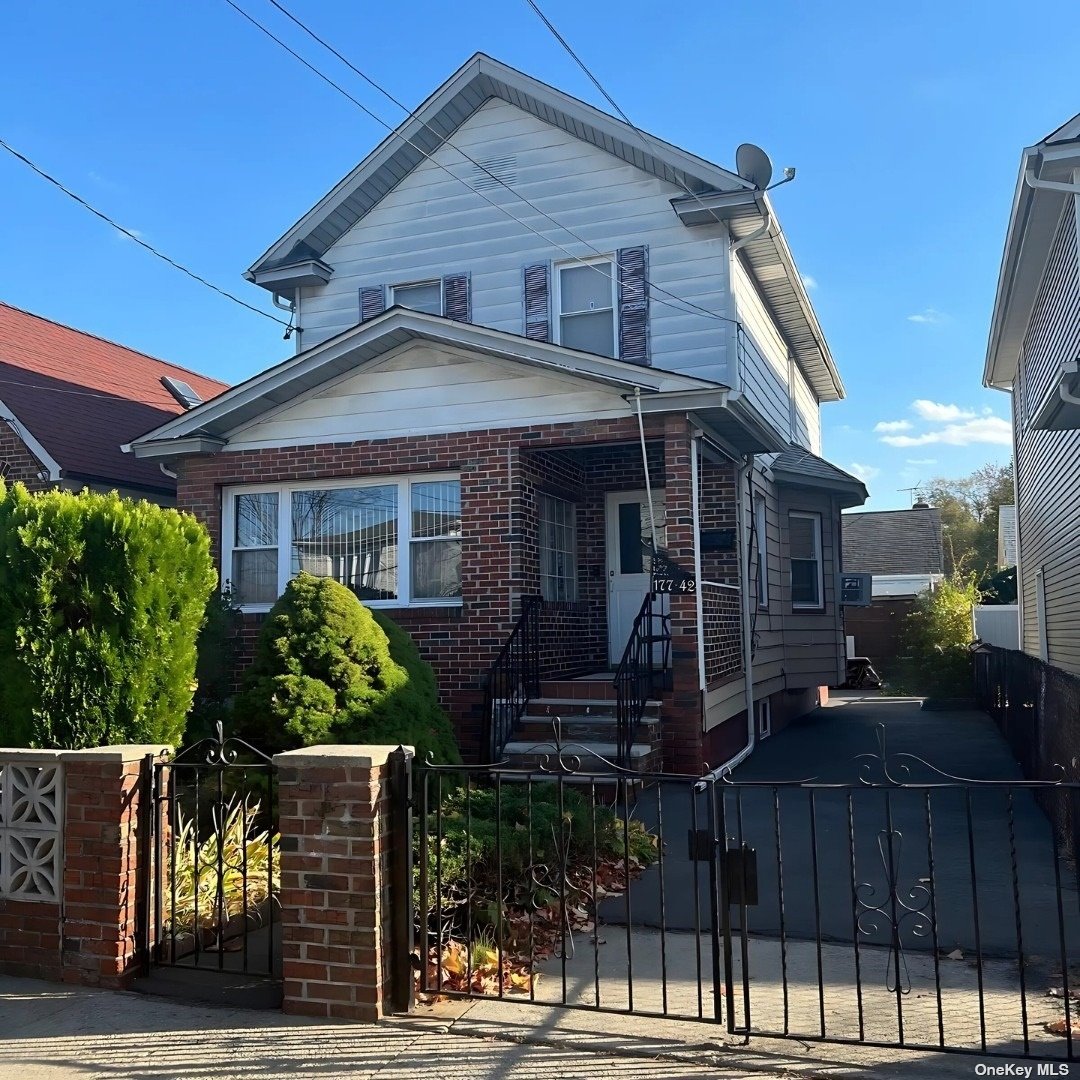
<box><xmin>855</xmin><ymin>828</ymin><xmax>932</xmax><ymax>993</ymax></box>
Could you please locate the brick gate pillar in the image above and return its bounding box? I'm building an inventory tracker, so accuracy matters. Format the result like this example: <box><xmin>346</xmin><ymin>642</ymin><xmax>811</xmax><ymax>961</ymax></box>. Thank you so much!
<box><xmin>274</xmin><ymin>744</ymin><xmax>410</xmax><ymax>1021</ymax></box>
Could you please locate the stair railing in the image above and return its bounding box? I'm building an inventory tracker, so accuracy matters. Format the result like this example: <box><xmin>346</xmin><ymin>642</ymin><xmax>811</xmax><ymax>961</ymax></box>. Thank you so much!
<box><xmin>612</xmin><ymin>592</ymin><xmax>670</xmax><ymax>769</ymax></box>
<box><xmin>483</xmin><ymin>595</ymin><xmax>542</xmax><ymax>761</ymax></box>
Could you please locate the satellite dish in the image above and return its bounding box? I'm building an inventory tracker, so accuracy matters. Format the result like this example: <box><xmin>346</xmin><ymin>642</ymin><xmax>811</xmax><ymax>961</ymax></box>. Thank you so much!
<box><xmin>736</xmin><ymin>143</ymin><xmax>773</xmax><ymax>190</ymax></box>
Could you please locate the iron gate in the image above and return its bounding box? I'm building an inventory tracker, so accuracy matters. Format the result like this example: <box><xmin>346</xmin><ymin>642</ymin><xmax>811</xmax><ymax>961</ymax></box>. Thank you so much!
<box><xmin>138</xmin><ymin>724</ymin><xmax>280</xmax><ymax>987</ymax></box>
<box><xmin>412</xmin><ymin>722</ymin><xmax>1080</xmax><ymax>1062</ymax></box>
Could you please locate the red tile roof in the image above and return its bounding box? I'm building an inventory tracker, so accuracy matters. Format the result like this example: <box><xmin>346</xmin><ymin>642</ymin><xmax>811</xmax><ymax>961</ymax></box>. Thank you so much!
<box><xmin>0</xmin><ymin>302</ymin><xmax>228</xmax><ymax>494</ymax></box>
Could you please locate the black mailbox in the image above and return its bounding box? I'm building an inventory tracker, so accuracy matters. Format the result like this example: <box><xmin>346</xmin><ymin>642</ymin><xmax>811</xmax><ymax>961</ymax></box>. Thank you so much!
<box><xmin>700</xmin><ymin>529</ymin><xmax>736</xmax><ymax>553</ymax></box>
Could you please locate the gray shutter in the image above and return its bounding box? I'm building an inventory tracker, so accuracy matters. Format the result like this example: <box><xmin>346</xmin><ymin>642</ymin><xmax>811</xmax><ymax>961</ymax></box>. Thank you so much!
<box><xmin>442</xmin><ymin>272</ymin><xmax>471</xmax><ymax>322</ymax></box>
<box><xmin>523</xmin><ymin>263</ymin><xmax>550</xmax><ymax>341</ymax></box>
<box><xmin>359</xmin><ymin>285</ymin><xmax>385</xmax><ymax>323</ymax></box>
<box><xmin>617</xmin><ymin>245</ymin><xmax>649</xmax><ymax>364</ymax></box>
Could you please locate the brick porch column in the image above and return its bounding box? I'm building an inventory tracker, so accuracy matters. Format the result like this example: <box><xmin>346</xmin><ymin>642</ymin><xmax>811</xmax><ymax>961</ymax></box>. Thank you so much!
<box><xmin>663</xmin><ymin>414</ymin><xmax>705</xmax><ymax>774</ymax></box>
<box><xmin>274</xmin><ymin>744</ymin><xmax>410</xmax><ymax>1021</ymax></box>
<box><xmin>59</xmin><ymin>745</ymin><xmax>164</xmax><ymax>988</ymax></box>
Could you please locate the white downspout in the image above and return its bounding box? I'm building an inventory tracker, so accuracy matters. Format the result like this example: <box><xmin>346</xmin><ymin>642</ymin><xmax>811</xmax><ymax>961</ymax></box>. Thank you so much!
<box><xmin>731</xmin><ymin>206</ymin><xmax>772</xmax><ymax>254</ymax></box>
<box><xmin>700</xmin><ymin>454</ymin><xmax>756</xmax><ymax>779</ymax></box>
<box><xmin>633</xmin><ymin>388</ymin><xmax>659</xmax><ymax>555</ymax></box>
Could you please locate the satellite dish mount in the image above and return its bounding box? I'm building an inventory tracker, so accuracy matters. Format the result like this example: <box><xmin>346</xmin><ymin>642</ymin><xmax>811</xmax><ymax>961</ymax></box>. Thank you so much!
<box><xmin>735</xmin><ymin>143</ymin><xmax>774</xmax><ymax>190</ymax></box>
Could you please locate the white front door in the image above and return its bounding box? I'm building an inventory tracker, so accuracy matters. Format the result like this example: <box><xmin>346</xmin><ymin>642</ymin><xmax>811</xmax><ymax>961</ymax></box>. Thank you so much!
<box><xmin>606</xmin><ymin>489</ymin><xmax>667</xmax><ymax>666</ymax></box>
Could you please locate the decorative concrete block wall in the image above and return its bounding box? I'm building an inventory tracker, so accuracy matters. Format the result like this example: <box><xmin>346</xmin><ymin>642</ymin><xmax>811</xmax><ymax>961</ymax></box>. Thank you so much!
<box><xmin>0</xmin><ymin>744</ymin><xmax>163</xmax><ymax>988</ymax></box>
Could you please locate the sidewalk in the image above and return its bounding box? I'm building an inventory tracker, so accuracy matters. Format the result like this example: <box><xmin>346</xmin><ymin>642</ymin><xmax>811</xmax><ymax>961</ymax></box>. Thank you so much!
<box><xmin>1</xmin><ymin>973</ymin><xmax>1050</xmax><ymax>1079</ymax></box>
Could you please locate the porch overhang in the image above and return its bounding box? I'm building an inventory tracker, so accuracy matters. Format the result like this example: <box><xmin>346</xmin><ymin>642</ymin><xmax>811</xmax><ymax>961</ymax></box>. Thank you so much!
<box><xmin>770</xmin><ymin>446</ymin><xmax>869</xmax><ymax>508</ymax></box>
<box><xmin>632</xmin><ymin>387</ymin><xmax>788</xmax><ymax>455</ymax></box>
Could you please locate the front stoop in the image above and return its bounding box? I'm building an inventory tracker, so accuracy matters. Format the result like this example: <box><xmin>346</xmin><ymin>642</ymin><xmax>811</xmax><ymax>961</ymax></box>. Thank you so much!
<box><xmin>500</xmin><ymin>683</ymin><xmax>663</xmax><ymax>774</ymax></box>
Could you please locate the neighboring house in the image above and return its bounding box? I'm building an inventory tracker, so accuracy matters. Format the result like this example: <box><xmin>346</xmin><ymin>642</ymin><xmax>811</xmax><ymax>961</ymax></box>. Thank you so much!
<box><xmin>997</xmin><ymin>504</ymin><xmax>1018</xmax><ymax>568</ymax></box>
<box><xmin>841</xmin><ymin>506</ymin><xmax>944</xmax><ymax>673</ymax></box>
<box><xmin>0</xmin><ymin>302</ymin><xmax>227</xmax><ymax>504</ymax></box>
<box><xmin>130</xmin><ymin>54</ymin><xmax>866</xmax><ymax>773</ymax></box>
<box><xmin>984</xmin><ymin>112</ymin><xmax>1080</xmax><ymax>673</ymax></box>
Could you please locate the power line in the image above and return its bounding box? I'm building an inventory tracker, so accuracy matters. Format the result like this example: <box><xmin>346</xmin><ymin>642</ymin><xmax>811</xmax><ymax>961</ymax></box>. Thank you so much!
<box><xmin>522</xmin><ymin>0</ymin><xmax>734</xmax><ymax>231</ymax></box>
<box><xmin>224</xmin><ymin>0</ymin><xmax>739</xmax><ymax>327</ymax></box>
<box><xmin>0</xmin><ymin>137</ymin><xmax>289</xmax><ymax>328</ymax></box>
<box><xmin>0</xmin><ymin>376</ymin><xmax>200</xmax><ymax>407</ymax></box>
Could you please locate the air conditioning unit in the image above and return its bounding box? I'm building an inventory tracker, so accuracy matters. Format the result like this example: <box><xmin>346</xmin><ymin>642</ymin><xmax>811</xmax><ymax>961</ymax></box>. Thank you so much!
<box><xmin>840</xmin><ymin>573</ymin><xmax>872</xmax><ymax>606</ymax></box>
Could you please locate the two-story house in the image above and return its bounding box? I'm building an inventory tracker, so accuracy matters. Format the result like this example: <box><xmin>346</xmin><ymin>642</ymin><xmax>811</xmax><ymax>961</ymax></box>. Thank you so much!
<box><xmin>129</xmin><ymin>54</ymin><xmax>866</xmax><ymax>774</ymax></box>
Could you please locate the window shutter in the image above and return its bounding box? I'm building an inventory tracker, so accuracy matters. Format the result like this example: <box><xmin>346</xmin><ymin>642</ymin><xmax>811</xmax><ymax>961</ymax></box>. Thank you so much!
<box><xmin>359</xmin><ymin>285</ymin><xmax>385</xmax><ymax>323</ymax></box>
<box><xmin>617</xmin><ymin>245</ymin><xmax>649</xmax><ymax>364</ymax></box>
<box><xmin>442</xmin><ymin>272</ymin><xmax>471</xmax><ymax>322</ymax></box>
<box><xmin>523</xmin><ymin>263</ymin><xmax>551</xmax><ymax>341</ymax></box>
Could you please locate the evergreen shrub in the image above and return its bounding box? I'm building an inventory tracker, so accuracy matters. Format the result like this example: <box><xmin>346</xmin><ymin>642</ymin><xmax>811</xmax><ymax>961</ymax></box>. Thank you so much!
<box><xmin>0</xmin><ymin>482</ymin><xmax>216</xmax><ymax>749</ymax></box>
<box><xmin>234</xmin><ymin>572</ymin><xmax>459</xmax><ymax>763</ymax></box>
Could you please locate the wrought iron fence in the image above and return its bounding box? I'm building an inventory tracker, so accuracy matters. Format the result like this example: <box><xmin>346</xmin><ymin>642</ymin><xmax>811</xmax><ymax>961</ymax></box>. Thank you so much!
<box><xmin>613</xmin><ymin>592</ymin><xmax>668</xmax><ymax>769</ymax></box>
<box><xmin>975</xmin><ymin>644</ymin><xmax>1080</xmax><ymax>861</ymax></box>
<box><xmin>483</xmin><ymin>595</ymin><xmax>541</xmax><ymax>762</ymax></box>
<box><xmin>140</xmin><ymin>724</ymin><xmax>280</xmax><ymax>984</ymax></box>
<box><xmin>410</xmin><ymin>719</ymin><xmax>1080</xmax><ymax>1062</ymax></box>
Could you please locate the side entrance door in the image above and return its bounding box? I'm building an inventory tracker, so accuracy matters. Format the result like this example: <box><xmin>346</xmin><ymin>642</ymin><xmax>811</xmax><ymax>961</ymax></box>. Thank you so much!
<box><xmin>605</xmin><ymin>489</ymin><xmax>667</xmax><ymax>666</ymax></box>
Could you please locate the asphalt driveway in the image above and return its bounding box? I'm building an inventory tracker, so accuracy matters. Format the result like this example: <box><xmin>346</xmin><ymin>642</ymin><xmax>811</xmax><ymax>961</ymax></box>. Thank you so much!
<box><xmin>601</xmin><ymin>694</ymin><xmax>1080</xmax><ymax>961</ymax></box>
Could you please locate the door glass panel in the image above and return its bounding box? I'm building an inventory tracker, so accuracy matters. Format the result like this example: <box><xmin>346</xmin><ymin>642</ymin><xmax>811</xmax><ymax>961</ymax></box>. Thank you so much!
<box><xmin>618</xmin><ymin>502</ymin><xmax>643</xmax><ymax>574</ymax></box>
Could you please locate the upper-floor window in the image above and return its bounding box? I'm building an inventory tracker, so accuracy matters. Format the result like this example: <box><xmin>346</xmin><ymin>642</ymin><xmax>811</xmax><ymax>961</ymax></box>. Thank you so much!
<box><xmin>789</xmin><ymin>511</ymin><xmax>823</xmax><ymax>610</ymax></box>
<box><xmin>225</xmin><ymin>474</ymin><xmax>461</xmax><ymax>610</ymax></box>
<box><xmin>391</xmin><ymin>280</ymin><xmax>443</xmax><ymax>315</ymax></box>
<box><xmin>538</xmin><ymin>492</ymin><xmax>577</xmax><ymax>602</ymax></box>
<box><xmin>754</xmin><ymin>494</ymin><xmax>769</xmax><ymax>608</ymax></box>
<box><xmin>556</xmin><ymin>257</ymin><xmax>617</xmax><ymax>358</ymax></box>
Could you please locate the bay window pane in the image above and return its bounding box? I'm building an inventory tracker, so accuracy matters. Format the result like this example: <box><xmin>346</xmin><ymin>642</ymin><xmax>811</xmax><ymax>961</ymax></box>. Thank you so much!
<box><xmin>291</xmin><ymin>486</ymin><xmax>398</xmax><ymax>601</ymax></box>
<box><xmin>234</xmin><ymin>549</ymin><xmax>278</xmax><ymax>605</ymax></box>
<box><xmin>411</xmin><ymin>539</ymin><xmax>462</xmax><ymax>599</ymax></box>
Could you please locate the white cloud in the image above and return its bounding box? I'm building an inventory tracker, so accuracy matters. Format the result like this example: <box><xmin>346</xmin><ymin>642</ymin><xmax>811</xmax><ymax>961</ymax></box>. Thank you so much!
<box><xmin>874</xmin><ymin>419</ymin><xmax>913</xmax><ymax>433</ymax></box>
<box><xmin>115</xmin><ymin>227</ymin><xmax>144</xmax><ymax>244</ymax></box>
<box><xmin>907</xmin><ymin>307</ymin><xmax>947</xmax><ymax>325</ymax></box>
<box><xmin>880</xmin><ymin>417</ymin><xmax>1012</xmax><ymax>448</ymax></box>
<box><xmin>848</xmin><ymin>462</ymin><xmax>880</xmax><ymax>483</ymax></box>
<box><xmin>911</xmin><ymin>400</ymin><xmax>976</xmax><ymax>423</ymax></box>
<box><xmin>906</xmin><ymin>458</ymin><xmax>937</xmax><ymax>466</ymax></box>
<box><xmin>801</xmin><ymin>274</ymin><xmax>818</xmax><ymax>291</ymax></box>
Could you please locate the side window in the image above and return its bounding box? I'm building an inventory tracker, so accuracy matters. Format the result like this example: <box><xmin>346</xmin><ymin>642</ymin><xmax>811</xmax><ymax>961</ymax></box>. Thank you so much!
<box><xmin>391</xmin><ymin>281</ymin><xmax>442</xmax><ymax>315</ymax></box>
<box><xmin>556</xmin><ymin>258</ymin><xmax>617</xmax><ymax>358</ymax></box>
<box><xmin>754</xmin><ymin>494</ymin><xmax>769</xmax><ymax>607</ymax></box>
<box><xmin>789</xmin><ymin>511</ymin><xmax>823</xmax><ymax>610</ymax></box>
<box><xmin>538</xmin><ymin>493</ymin><xmax>577</xmax><ymax>601</ymax></box>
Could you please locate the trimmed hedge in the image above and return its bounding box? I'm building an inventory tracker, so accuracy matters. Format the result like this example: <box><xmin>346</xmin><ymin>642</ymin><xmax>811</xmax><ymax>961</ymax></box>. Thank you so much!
<box><xmin>234</xmin><ymin>572</ymin><xmax>459</xmax><ymax>763</ymax></box>
<box><xmin>0</xmin><ymin>482</ymin><xmax>216</xmax><ymax>749</ymax></box>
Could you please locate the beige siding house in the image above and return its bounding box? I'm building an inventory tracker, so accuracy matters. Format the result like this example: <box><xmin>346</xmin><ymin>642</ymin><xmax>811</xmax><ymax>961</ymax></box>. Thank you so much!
<box><xmin>984</xmin><ymin>112</ymin><xmax>1080</xmax><ymax>674</ymax></box>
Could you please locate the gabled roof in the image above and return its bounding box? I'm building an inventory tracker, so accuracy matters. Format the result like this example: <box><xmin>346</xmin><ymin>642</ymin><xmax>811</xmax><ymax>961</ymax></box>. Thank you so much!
<box><xmin>769</xmin><ymin>446</ymin><xmax>868</xmax><ymax>508</ymax></box>
<box><xmin>245</xmin><ymin>52</ymin><xmax>844</xmax><ymax>403</ymax></box>
<box><xmin>841</xmin><ymin>507</ymin><xmax>944</xmax><ymax>576</ymax></box>
<box><xmin>984</xmin><ymin>113</ymin><xmax>1080</xmax><ymax>388</ymax></box>
<box><xmin>0</xmin><ymin>302</ymin><xmax>228</xmax><ymax>493</ymax></box>
<box><xmin>128</xmin><ymin>308</ymin><xmax>727</xmax><ymax>458</ymax></box>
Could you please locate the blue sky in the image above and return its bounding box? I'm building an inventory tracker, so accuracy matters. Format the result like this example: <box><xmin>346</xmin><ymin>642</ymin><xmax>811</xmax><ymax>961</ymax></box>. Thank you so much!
<box><xmin>2</xmin><ymin>1</ymin><xmax>1077</xmax><ymax>509</ymax></box>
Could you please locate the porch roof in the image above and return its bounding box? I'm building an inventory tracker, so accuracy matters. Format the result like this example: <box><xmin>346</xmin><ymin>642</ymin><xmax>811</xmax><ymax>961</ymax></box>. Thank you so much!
<box><xmin>769</xmin><ymin>446</ymin><xmax>868</xmax><ymax>508</ymax></box>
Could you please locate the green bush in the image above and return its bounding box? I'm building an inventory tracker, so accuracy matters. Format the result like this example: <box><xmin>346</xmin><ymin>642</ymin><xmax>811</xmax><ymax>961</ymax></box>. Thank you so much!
<box><xmin>895</xmin><ymin>573</ymin><xmax>980</xmax><ymax>698</ymax></box>
<box><xmin>234</xmin><ymin>572</ymin><xmax>459</xmax><ymax>763</ymax></box>
<box><xmin>0</xmin><ymin>482</ymin><xmax>216</xmax><ymax>749</ymax></box>
<box><xmin>184</xmin><ymin>585</ymin><xmax>244</xmax><ymax>747</ymax></box>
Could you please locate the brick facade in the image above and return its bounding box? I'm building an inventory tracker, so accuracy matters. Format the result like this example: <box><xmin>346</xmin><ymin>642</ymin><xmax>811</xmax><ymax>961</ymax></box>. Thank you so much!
<box><xmin>176</xmin><ymin>415</ymin><xmax>741</xmax><ymax>771</ymax></box>
<box><xmin>0</xmin><ymin>419</ymin><xmax>50</xmax><ymax>491</ymax></box>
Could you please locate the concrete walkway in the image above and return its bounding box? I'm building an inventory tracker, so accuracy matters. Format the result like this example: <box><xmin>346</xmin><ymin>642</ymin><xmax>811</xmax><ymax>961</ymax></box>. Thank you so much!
<box><xmin>2</xmin><ymin>973</ymin><xmax>1056</xmax><ymax>1080</ymax></box>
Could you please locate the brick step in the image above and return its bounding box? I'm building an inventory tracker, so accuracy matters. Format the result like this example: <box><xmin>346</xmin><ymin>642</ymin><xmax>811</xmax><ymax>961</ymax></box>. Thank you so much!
<box><xmin>527</xmin><ymin>697</ymin><xmax>662</xmax><ymax>720</ymax></box>
<box><xmin>501</xmin><ymin>738</ymin><xmax>660</xmax><ymax>774</ymax></box>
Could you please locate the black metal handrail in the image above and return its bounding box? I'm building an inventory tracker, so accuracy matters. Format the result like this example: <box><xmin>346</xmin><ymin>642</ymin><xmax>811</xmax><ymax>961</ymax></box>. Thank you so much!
<box><xmin>483</xmin><ymin>595</ymin><xmax>542</xmax><ymax>761</ymax></box>
<box><xmin>613</xmin><ymin>592</ymin><xmax>670</xmax><ymax>769</ymax></box>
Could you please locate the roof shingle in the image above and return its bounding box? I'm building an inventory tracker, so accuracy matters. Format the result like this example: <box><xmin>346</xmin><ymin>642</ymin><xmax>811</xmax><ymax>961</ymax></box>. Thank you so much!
<box><xmin>842</xmin><ymin>508</ymin><xmax>945</xmax><ymax>576</ymax></box>
<box><xmin>0</xmin><ymin>303</ymin><xmax>227</xmax><ymax>493</ymax></box>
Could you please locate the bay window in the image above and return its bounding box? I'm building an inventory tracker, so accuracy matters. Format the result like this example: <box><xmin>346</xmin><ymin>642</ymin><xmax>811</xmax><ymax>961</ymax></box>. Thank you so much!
<box><xmin>789</xmin><ymin>511</ymin><xmax>824</xmax><ymax>610</ymax></box>
<box><xmin>224</xmin><ymin>475</ymin><xmax>461</xmax><ymax>609</ymax></box>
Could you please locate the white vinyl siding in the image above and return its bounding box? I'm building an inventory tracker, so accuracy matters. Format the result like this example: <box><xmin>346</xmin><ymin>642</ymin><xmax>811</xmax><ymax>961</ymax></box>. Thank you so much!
<box><xmin>296</xmin><ymin>98</ymin><xmax>732</xmax><ymax>383</ymax></box>
<box><xmin>225</xmin><ymin>341</ymin><xmax>642</xmax><ymax>450</ymax></box>
<box><xmin>789</xmin><ymin>511</ymin><xmax>824</xmax><ymax>610</ymax></box>
<box><xmin>538</xmin><ymin>492</ymin><xmax>577</xmax><ymax>602</ymax></box>
<box><xmin>222</xmin><ymin>473</ymin><xmax>461</xmax><ymax>612</ymax></box>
